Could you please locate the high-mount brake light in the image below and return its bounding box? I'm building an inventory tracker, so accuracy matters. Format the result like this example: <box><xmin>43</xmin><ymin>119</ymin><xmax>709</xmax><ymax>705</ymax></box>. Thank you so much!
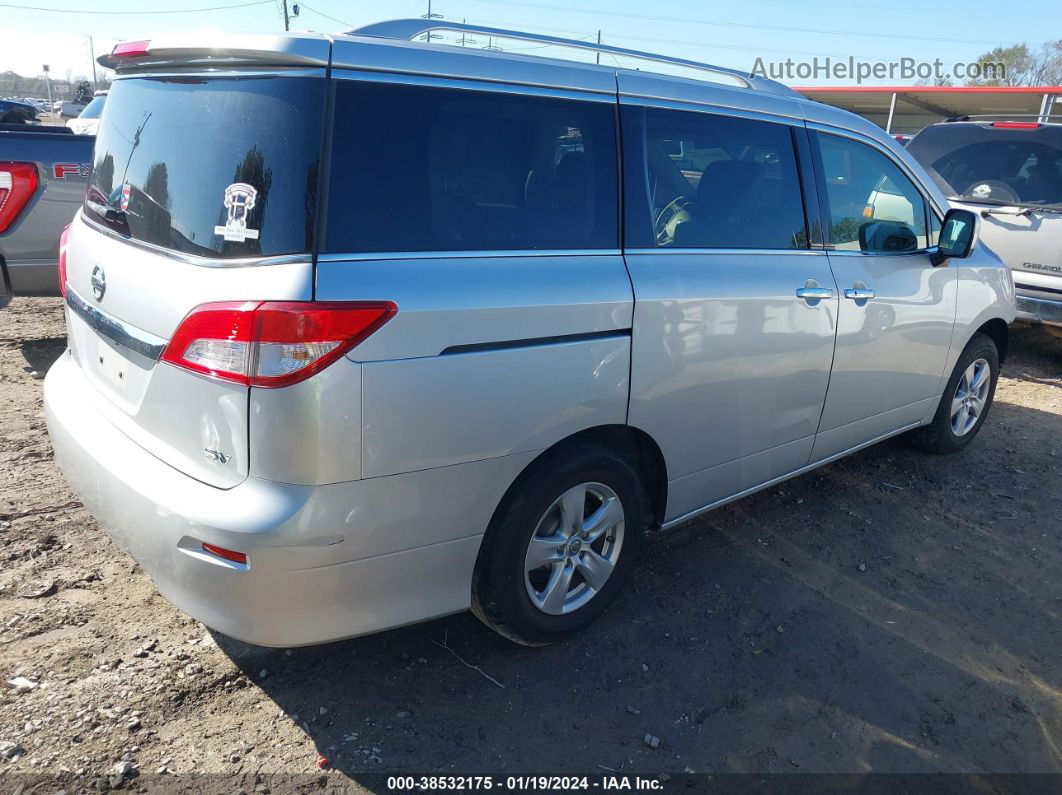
<box><xmin>991</xmin><ymin>122</ymin><xmax>1041</xmax><ymax>129</ymax></box>
<box><xmin>161</xmin><ymin>301</ymin><xmax>397</xmax><ymax>388</ymax></box>
<box><xmin>0</xmin><ymin>162</ymin><xmax>38</xmax><ymax>235</ymax></box>
<box><xmin>111</xmin><ymin>40</ymin><xmax>150</xmax><ymax>58</ymax></box>
<box><xmin>57</xmin><ymin>224</ymin><xmax>71</xmax><ymax>297</ymax></box>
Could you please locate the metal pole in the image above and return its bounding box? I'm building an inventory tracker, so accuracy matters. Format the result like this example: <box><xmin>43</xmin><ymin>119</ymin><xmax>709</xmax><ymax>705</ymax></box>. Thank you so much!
<box><xmin>885</xmin><ymin>91</ymin><xmax>897</xmax><ymax>134</ymax></box>
<box><xmin>43</xmin><ymin>65</ymin><xmax>53</xmax><ymax>121</ymax></box>
<box><xmin>1038</xmin><ymin>92</ymin><xmax>1051</xmax><ymax>123</ymax></box>
<box><xmin>88</xmin><ymin>36</ymin><xmax>98</xmax><ymax>92</ymax></box>
<box><xmin>596</xmin><ymin>30</ymin><xmax>601</xmax><ymax>65</ymax></box>
<box><xmin>421</xmin><ymin>0</ymin><xmax>443</xmax><ymax>42</ymax></box>
<box><xmin>282</xmin><ymin>0</ymin><xmax>290</xmax><ymax>31</ymax></box>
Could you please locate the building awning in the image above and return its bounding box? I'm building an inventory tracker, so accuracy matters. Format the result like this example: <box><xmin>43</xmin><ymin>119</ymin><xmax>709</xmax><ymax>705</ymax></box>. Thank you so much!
<box><xmin>793</xmin><ymin>85</ymin><xmax>1062</xmax><ymax>135</ymax></box>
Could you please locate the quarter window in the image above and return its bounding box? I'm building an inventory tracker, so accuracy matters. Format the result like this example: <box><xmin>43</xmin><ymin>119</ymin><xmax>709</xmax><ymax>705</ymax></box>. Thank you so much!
<box><xmin>816</xmin><ymin>133</ymin><xmax>928</xmax><ymax>252</ymax></box>
<box><xmin>626</xmin><ymin>106</ymin><xmax>808</xmax><ymax>250</ymax></box>
<box><xmin>324</xmin><ymin>80</ymin><xmax>618</xmax><ymax>253</ymax></box>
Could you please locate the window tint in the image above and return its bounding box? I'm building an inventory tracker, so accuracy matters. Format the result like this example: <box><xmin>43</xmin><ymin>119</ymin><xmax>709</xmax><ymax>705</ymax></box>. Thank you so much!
<box><xmin>629</xmin><ymin>106</ymin><xmax>808</xmax><ymax>249</ymax></box>
<box><xmin>816</xmin><ymin>133</ymin><xmax>928</xmax><ymax>252</ymax></box>
<box><xmin>324</xmin><ymin>81</ymin><xmax>618</xmax><ymax>253</ymax></box>
<box><xmin>85</xmin><ymin>75</ymin><xmax>324</xmax><ymax>258</ymax></box>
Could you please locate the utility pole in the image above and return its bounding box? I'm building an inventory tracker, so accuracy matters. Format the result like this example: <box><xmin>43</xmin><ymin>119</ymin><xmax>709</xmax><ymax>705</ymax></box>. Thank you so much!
<box><xmin>596</xmin><ymin>30</ymin><xmax>601</xmax><ymax>64</ymax></box>
<box><xmin>456</xmin><ymin>19</ymin><xmax>476</xmax><ymax>47</ymax></box>
<box><xmin>281</xmin><ymin>0</ymin><xmax>290</xmax><ymax>31</ymax></box>
<box><xmin>421</xmin><ymin>0</ymin><xmax>443</xmax><ymax>42</ymax></box>
<box><xmin>43</xmin><ymin>64</ymin><xmax>53</xmax><ymax>119</ymax></box>
<box><xmin>87</xmin><ymin>36</ymin><xmax>98</xmax><ymax>92</ymax></box>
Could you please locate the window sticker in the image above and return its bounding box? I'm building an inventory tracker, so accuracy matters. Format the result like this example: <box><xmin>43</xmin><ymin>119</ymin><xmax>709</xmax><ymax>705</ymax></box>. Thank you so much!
<box><xmin>213</xmin><ymin>183</ymin><xmax>259</xmax><ymax>242</ymax></box>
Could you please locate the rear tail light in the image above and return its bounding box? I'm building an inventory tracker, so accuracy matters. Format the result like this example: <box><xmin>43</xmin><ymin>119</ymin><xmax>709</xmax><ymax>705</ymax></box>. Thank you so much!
<box><xmin>111</xmin><ymin>40</ymin><xmax>150</xmax><ymax>58</ymax></box>
<box><xmin>991</xmin><ymin>122</ymin><xmax>1041</xmax><ymax>129</ymax></box>
<box><xmin>57</xmin><ymin>224</ymin><xmax>71</xmax><ymax>297</ymax></box>
<box><xmin>0</xmin><ymin>163</ymin><xmax>39</xmax><ymax>234</ymax></box>
<box><xmin>161</xmin><ymin>301</ymin><xmax>397</xmax><ymax>388</ymax></box>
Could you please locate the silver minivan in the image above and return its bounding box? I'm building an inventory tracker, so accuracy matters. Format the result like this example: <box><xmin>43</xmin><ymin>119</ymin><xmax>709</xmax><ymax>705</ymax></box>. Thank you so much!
<box><xmin>906</xmin><ymin>118</ymin><xmax>1062</xmax><ymax>332</ymax></box>
<box><xmin>45</xmin><ymin>21</ymin><xmax>1015</xmax><ymax>647</ymax></box>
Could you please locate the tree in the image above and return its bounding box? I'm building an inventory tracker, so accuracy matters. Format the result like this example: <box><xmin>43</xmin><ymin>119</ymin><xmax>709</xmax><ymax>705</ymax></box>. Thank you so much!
<box><xmin>966</xmin><ymin>40</ymin><xmax>1062</xmax><ymax>86</ymax></box>
<box><xmin>915</xmin><ymin>76</ymin><xmax>954</xmax><ymax>87</ymax></box>
<box><xmin>145</xmin><ymin>162</ymin><xmax>169</xmax><ymax>209</ymax></box>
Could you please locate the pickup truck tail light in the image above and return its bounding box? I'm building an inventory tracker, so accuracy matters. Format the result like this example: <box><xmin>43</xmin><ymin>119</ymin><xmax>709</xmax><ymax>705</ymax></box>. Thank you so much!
<box><xmin>0</xmin><ymin>163</ymin><xmax>39</xmax><ymax>234</ymax></box>
<box><xmin>57</xmin><ymin>224</ymin><xmax>71</xmax><ymax>297</ymax></box>
<box><xmin>161</xmin><ymin>301</ymin><xmax>397</xmax><ymax>388</ymax></box>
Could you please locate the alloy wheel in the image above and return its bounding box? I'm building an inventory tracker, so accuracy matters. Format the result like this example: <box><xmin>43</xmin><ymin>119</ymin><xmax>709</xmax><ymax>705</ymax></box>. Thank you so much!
<box><xmin>523</xmin><ymin>482</ymin><xmax>625</xmax><ymax>616</ymax></box>
<box><xmin>951</xmin><ymin>357</ymin><xmax>991</xmax><ymax>437</ymax></box>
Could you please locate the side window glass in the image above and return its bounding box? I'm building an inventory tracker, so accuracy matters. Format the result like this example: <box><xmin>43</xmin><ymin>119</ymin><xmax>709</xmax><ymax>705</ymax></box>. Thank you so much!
<box><xmin>639</xmin><ymin>108</ymin><xmax>808</xmax><ymax>250</ymax></box>
<box><xmin>325</xmin><ymin>81</ymin><xmax>618</xmax><ymax>253</ymax></box>
<box><xmin>929</xmin><ymin>211</ymin><xmax>942</xmax><ymax>246</ymax></box>
<box><xmin>817</xmin><ymin>134</ymin><xmax>928</xmax><ymax>253</ymax></box>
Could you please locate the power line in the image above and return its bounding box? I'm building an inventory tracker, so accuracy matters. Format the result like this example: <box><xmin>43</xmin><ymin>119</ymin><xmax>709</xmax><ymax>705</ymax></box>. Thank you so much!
<box><xmin>284</xmin><ymin>4</ymin><xmax>890</xmax><ymax>63</ymax></box>
<box><xmin>461</xmin><ymin>0</ymin><xmax>1006</xmax><ymax>47</ymax></box>
<box><xmin>430</xmin><ymin>11</ymin><xmax>896</xmax><ymax>62</ymax></box>
<box><xmin>296</xmin><ymin>2</ymin><xmax>352</xmax><ymax>26</ymax></box>
<box><xmin>0</xmin><ymin>0</ymin><xmax>272</xmax><ymax>13</ymax></box>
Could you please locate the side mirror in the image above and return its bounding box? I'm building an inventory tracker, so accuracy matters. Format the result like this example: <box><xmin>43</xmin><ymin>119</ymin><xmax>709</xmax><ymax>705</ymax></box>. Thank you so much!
<box><xmin>929</xmin><ymin>208</ymin><xmax>977</xmax><ymax>266</ymax></box>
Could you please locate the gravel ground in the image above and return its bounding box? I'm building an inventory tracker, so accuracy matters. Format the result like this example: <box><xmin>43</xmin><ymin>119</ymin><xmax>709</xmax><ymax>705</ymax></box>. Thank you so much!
<box><xmin>1</xmin><ymin>297</ymin><xmax>1060</xmax><ymax>790</ymax></box>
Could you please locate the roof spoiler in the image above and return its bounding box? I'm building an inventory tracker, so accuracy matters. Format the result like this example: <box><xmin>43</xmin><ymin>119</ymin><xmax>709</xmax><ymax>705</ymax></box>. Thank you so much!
<box><xmin>98</xmin><ymin>33</ymin><xmax>331</xmax><ymax>71</ymax></box>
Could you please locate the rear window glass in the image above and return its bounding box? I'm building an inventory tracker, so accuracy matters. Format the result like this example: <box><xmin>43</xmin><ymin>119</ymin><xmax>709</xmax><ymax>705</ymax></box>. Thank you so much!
<box><xmin>324</xmin><ymin>80</ymin><xmax>618</xmax><ymax>253</ymax></box>
<box><xmin>84</xmin><ymin>75</ymin><xmax>324</xmax><ymax>258</ymax></box>
<box><xmin>907</xmin><ymin>124</ymin><xmax>1062</xmax><ymax>209</ymax></box>
<box><xmin>78</xmin><ymin>95</ymin><xmax>106</xmax><ymax>120</ymax></box>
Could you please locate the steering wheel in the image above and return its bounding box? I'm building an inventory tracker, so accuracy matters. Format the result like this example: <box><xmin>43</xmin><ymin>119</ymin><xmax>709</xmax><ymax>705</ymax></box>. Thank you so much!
<box><xmin>654</xmin><ymin>196</ymin><xmax>691</xmax><ymax>246</ymax></box>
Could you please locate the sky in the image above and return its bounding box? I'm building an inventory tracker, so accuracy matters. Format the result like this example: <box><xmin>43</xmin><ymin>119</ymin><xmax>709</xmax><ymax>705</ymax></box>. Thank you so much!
<box><xmin>0</xmin><ymin>0</ymin><xmax>1060</xmax><ymax>87</ymax></box>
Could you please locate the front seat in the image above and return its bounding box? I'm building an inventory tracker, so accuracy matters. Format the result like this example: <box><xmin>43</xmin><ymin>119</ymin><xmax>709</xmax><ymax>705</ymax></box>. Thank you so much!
<box><xmin>674</xmin><ymin>160</ymin><xmax>766</xmax><ymax>248</ymax></box>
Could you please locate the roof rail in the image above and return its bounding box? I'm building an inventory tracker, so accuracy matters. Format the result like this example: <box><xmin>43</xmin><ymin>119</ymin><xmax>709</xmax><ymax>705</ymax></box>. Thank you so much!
<box><xmin>349</xmin><ymin>19</ymin><xmax>798</xmax><ymax>98</ymax></box>
<box><xmin>946</xmin><ymin>113</ymin><xmax>1059</xmax><ymax>122</ymax></box>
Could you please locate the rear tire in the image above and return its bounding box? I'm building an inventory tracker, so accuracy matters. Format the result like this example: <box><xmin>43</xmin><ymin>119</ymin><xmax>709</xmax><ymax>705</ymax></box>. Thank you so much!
<box><xmin>909</xmin><ymin>332</ymin><xmax>999</xmax><ymax>454</ymax></box>
<box><xmin>471</xmin><ymin>442</ymin><xmax>648</xmax><ymax>646</ymax></box>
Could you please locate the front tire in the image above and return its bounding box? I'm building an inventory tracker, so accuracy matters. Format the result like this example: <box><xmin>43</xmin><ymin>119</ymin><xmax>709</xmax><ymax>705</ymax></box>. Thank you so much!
<box><xmin>471</xmin><ymin>442</ymin><xmax>648</xmax><ymax>646</ymax></box>
<box><xmin>909</xmin><ymin>332</ymin><xmax>999</xmax><ymax>454</ymax></box>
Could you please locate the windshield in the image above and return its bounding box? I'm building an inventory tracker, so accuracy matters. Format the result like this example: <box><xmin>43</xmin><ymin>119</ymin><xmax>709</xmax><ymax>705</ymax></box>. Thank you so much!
<box><xmin>84</xmin><ymin>74</ymin><xmax>324</xmax><ymax>259</ymax></box>
<box><xmin>78</xmin><ymin>95</ymin><xmax>106</xmax><ymax>120</ymax></box>
<box><xmin>906</xmin><ymin>124</ymin><xmax>1062</xmax><ymax>209</ymax></box>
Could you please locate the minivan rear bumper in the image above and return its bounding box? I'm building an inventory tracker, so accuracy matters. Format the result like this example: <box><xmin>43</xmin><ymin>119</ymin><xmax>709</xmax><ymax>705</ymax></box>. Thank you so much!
<box><xmin>44</xmin><ymin>350</ymin><xmax>499</xmax><ymax>646</ymax></box>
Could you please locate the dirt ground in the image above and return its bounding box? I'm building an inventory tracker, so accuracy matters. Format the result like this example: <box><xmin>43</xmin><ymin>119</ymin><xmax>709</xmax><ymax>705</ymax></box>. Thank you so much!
<box><xmin>1</xmin><ymin>297</ymin><xmax>1060</xmax><ymax>790</ymax></box>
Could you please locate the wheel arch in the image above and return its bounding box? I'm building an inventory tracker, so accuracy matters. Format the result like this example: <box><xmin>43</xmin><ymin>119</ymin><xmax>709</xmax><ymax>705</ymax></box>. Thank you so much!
<box><xmin>974</xmin><ymin>317</ymin><xmax>1009</xmax><ymax>364</ymax></box>
<box><xmin>490</xmin><ymin>424</ymin><xmax>669</xmax><ymax>532</ymax></box>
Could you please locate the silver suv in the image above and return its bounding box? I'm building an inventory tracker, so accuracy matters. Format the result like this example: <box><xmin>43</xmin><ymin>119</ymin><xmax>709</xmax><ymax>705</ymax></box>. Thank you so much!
<box><xmin>45</xmin><ymin>21</ymin><xmax>1015</xmax><ymax>647</ymax></box>
<box><xmin>907</xmin><ymin>118</ymin><xmax>1062</xmax><ymax>331</ymax></box>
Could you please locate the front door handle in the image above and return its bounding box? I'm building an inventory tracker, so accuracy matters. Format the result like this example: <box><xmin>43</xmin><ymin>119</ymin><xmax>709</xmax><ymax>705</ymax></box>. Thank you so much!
<box><xmin>844</xmin><ymin>287</ymin><xmax>876</xmax><ymax>300</ymax></box>
<box><xmin>796</xmin><ymin>286</ymin><xmax>834</xmax><ymax>301</ymax></box>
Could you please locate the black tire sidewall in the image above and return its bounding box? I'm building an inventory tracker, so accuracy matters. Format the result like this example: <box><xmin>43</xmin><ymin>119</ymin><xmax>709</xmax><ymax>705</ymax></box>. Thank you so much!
<box><xmin>473</xmin><ymin>445</ymin><xmax>646</xmax><ymax>645</ymax></box>
<box><xmin>931</xmin><ymin>334</ymin><xmax>1000</xmax><ymax>452</ymax></box>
